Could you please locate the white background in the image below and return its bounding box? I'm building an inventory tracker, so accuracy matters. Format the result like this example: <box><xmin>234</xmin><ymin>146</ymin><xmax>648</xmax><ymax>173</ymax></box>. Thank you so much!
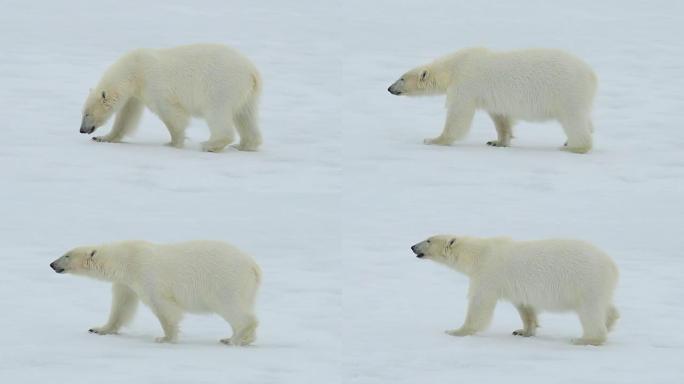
<box><xmin>1</xmin><ymin>0</ymin><xmax>683</xmax><ymax>383</ymax></box>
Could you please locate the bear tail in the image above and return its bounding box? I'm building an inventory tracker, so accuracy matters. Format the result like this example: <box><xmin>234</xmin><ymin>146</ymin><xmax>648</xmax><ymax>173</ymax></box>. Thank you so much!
<box><xmin>235</xmin><ymin>71</ymin><xmax>261</xmax><ymax>118</ymax></box>
<box><xmin>252</xmin><ymin>264</ymin><xmax>262</xmax><ymax>287</ymax></box>
<box><xmin>606</xmin><ymin>305</ymin><xmax>620</xmax><ymax>332</ymax></box>
<box><xmin>251</xmin><ymin>72</ymin><xmax>262</xmax><ymax>96</ymax></box>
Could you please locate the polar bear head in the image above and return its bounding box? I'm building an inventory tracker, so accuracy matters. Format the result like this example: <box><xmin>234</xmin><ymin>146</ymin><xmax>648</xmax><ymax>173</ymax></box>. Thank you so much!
<box><xmin>412</xmin><ymin>235</ymin><xmax>477</xmax><ymax>275</ymax></box>
<box><xmin>80</xmin><ymin>88</ymin><xmax>122</xmax><ymax>134</ymax></box>
<box><xmin>50</xmin><ymin>247</ymin><xmax>99</xmax><ymax>274</ymax></box>
<box><xmin>51</xmin><ymin>243</ymin><xmax>138</xmax><ymax>282</ymax></box>
<box><xmin>413</xmin><ymin>235</ymin><xmax>510</xmax><ymax>276</ymax></box>
<box><xmin>49</xmin><ymin>246</ymin><xmax>119</xmax><ymax>282</ymax></box>
<box><xmin>410</xmin><ymin>235</ymin><xmax>458</xmax><ymax>262</ymax></box>
<box><xmin>387</xmin><ymin>66</ymin><xmax>437</xmax><ymax>96</ymax></box>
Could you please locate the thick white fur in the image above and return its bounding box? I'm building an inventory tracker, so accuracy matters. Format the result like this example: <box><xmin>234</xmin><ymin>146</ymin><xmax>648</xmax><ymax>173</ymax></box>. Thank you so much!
<box><xmin>389</xmin><ymin>48</ymin><xmax>598</xmax><ymax>153</ymax></box>
<box><xmin>412</xmin><ymin>235</ymin><xmax>619</xmax><ymax>345</ymax></box>
<box><xmin>50</xmin><ymin>240</ymin><xmax>261</xmax><ymax>345</ymax></box>
<box><xmin>81</xmin><ymin>44</ymin><xmax>262</xmax><ymax>152</ymax></box>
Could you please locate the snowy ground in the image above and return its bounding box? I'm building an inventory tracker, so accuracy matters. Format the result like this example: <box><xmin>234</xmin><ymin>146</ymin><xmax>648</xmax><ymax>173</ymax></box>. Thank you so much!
<box><xmin>1</xmin><ymin>0</ymin><xmax>683</xmax><ymax>383</ymax></box>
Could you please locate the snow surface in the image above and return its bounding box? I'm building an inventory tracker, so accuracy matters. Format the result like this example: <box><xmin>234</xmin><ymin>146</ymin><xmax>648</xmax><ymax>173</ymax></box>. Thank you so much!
<box><xmin>1</xmin><ymin>0</ymin><xmax>684</xmax><ymax>383</ymax></box>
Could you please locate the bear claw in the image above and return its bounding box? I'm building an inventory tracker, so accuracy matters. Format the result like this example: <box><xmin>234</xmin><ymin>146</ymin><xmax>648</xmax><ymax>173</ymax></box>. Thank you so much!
<box><xmin>512</xmin><ymin>329</ymin><xmax>534</xmax><ymax>337</ymax></box>
<box><xmin>486</xmin><ymin>141</ymin><xmax>509</xmax><ymax>147</ymax></box>
<box><xmin>89</xmin><ymin>327</ymin><xmax>117</xmax><ymax>335</ymax></box>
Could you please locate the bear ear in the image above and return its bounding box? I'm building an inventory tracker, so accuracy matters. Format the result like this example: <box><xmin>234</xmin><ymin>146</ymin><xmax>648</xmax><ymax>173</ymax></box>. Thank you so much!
<box><xmin>101</xmin><ymin>91</ymin><xmax>106</xmax><ymax>100</ymax></box>
<box><xmin>419</xmin><ymin>69</ymin><xmax>429</xmax><ymax>81</ymax></box>
<box><xmin>89</xmin><ymin>250</ymin><xmax>97</xmax><ymax>259</ymax></box>
<box><xmin>448</xmin><ymin>238</ymin><xmax>457</xmax><ymax>247</ymax></box>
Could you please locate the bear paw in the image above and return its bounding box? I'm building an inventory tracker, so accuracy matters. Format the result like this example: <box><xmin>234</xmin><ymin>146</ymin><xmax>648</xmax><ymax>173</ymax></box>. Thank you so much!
<box><xmin>201</xmin><ymin>141</ymin><xmax>229</xmax><ymax>153</ymax></box>
<box><xmin>445</xmin><ymin>328</ymin><xmax>475</xmax><ymax>337</ymax></box>
<box><xmin>88</xmin><ymin>327</ymin><xmax>117</xmax><ymax>335</ymax></box>
<box><xmin>154</xmin><ymin>336</ymin><xmax>176</xmax><ymax>343</ymax></box>
<box><xmin>165</xmin><ymin>140</ymin><xmax>184</xmax><ymax>149</ymax></box>
<box><xmin>486</xmin><ymin>140</ymin><xmax>509</xmax><ymax>147</ymax></box>
<box><xmin>512</xmin><ymin>329</ymin><xmax>535</xmax><ymax>337</ymax></box>
<box><xmin>220</xmin><ymin>337</ymin><xmax>252</xmax><ymax>346</ymax></box>
<box><xmin>424</xmin><ymin>137</ymin><xmax>453</xmax><ymax>146</ymax></box>
<box><xmin>92</xmin><ymin>136</ymin><xmax>116</xmax><ymax>143</ymax></box>
<box><xmin>561</xmin><ymin>146</ymin><xmax>591</xmax><ymax>154</ymax></box>
<box><xmin>572</xmin><ymin>337</ymin><xmax>605</xmax><ymax>346</ymax></box>
<box><xmin>232</xmin><ymin>142</ymin><xmax>260</xmax><ymax>152</ymax></box>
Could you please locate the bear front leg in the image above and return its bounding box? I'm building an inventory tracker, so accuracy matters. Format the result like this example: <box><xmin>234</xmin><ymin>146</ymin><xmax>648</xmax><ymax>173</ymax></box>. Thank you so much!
<box><xmin>149</xmin><ymin>299</ymin><xmax>183</xmax><ymax>343</ymax></box>
<box><xmin>202</xmin><ymin>111</ymin><xmax>236</xmax><ymax>153</ymax></box>
<box><xmin>424</xmin><ymin>102</ymin><xmax>475</xmax><ymax>146</ymax></box>
<box><xmin>446</xmin><ymin>292</ymin><xmax>497</xmax><ymax>337</ymax></box>
<box><xmin>93</xmin><ymin>98</ymin><xmax>144</xmax><ymax>143</ymax></box>
<box><xmin>159</xmin><ymin>106</ymin><xmax>190</xmax><ymax>149</ymax></box>
<box><xmin>89</xmin><ymin>284</ymin><xmax>139</xmax><ymax>335</ymax></box>
<box><xmin>486</xmin><ymin>113</ymin><xmax>512</xmax><ymax>147</ymax></box>
<box><xmin>512</xmin><ymin>304</ymin><xmax>538</xmax><ymax>337</ymax></box>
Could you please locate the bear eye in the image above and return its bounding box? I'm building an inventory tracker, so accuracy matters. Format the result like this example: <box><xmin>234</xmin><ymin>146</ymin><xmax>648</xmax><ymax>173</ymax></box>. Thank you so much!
<box><xmin>64</xmin><ymin>255</ymin><xmax>69</xmax><ymax>258</ymax></box>
<box><xmin>427</xmin><ymin>240</ymin><xmax>431</xmax><ymax>244</ymax></box>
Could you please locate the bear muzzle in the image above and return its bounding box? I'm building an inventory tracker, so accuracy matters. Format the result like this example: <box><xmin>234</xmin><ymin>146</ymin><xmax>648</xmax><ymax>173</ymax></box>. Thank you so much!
<box><xmin>80</xmin><ymin>115</ymin><xmax>96</xmax><ymax>134</ymax></box>
<box><xmin>80</xmin><ymin>125</ymin><xmax>96</xmax><ymax>134</ymax></box>
<box><xmin>50</xmin><ymin>261</ymin><xmax>65</xmax><ymax>273</ymax></box>
<box><xmin>411</xmin><ymin>244</ymin><xmax>424</xmax><ymax>258</ymax></box>
<box><xmin>388</xmin><ymin>86</ymin><xmax>402</xmax><ymax>95</ymax></box>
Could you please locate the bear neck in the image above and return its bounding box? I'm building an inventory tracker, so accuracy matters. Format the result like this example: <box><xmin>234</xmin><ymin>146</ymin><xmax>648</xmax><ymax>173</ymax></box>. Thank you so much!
<box><xmin>100</xmin><ymin>53</ymin><xmax>144</xmax><ymax>101</ymax></box>
<box><xmin>427</xmin><ymin>60</ymin><xmax>453</xmax><ymax>94</ymax></box>
<box><xmin>84</xmin><ymin>254</ymin><xmax>136</xmax><ymax>285</ymax></box>
<box><xmin>448</xmin><ymin>239</ymin><xmax>488</xmax><ymax>276</ymax></box>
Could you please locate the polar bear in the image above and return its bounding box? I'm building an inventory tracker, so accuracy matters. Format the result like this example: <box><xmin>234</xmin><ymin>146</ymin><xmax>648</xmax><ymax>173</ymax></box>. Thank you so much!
<box><xmin>411</xmin><ymin>235</ymin><xmax>619</xmax><ymax>345</ymax></box>
<box><xmin>50</xmin><ymin>240</ymin><xmax>261</xmax><ymax>345</ymax></box>
<box><xmin>388</xmin><ymin>48</ymin><xmax>597</xmax><ymax>153</ymax></box>
<box><xmin>80</xmin><ymin>44</ymin><xmax>262</xmax><ymax>152</ymax></box>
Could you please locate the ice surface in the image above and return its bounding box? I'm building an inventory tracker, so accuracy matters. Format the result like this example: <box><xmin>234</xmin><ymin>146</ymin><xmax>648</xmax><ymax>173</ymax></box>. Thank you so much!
<box><xmin>1</xmin><ymin>0</ymin><xmax>683</xmax><ymax>383</ymax></box>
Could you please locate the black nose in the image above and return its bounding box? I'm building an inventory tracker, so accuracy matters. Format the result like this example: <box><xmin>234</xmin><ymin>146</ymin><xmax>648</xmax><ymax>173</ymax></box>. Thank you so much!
<box><xmin>411</xmin><ymin>245</ymin><xmax>417</xmax><ymax>252</ymax></box>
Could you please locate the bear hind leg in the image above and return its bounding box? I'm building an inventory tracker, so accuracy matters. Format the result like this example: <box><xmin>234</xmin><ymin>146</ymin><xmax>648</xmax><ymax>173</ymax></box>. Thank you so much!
<box><xmin>233</xmin><ymin>97</ymin><xmax>262</xmax><ymax>152</ymax></box>
<box><xmin>573</xmin><ymin>304</ymin><xmax>608</xmax><ymax>346</ymax></box>
<box><xmin>560</xmin><ymin>115</ymin><xmax>593</xmax><ymax>154</ymax></box>
<box><xmin>202</xmin><ymin>110</ymin><xmax>236</xmax><ymax>153</ymax></box>
<box><xmin>219</xmin><ymin>311</ymin><xmax>258</xmax><ymax>346</ymax></box>
<box><xmin>606</xmin><ymin>305</ymin><xmax>619</xmax><ymax>332</ymax></box>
